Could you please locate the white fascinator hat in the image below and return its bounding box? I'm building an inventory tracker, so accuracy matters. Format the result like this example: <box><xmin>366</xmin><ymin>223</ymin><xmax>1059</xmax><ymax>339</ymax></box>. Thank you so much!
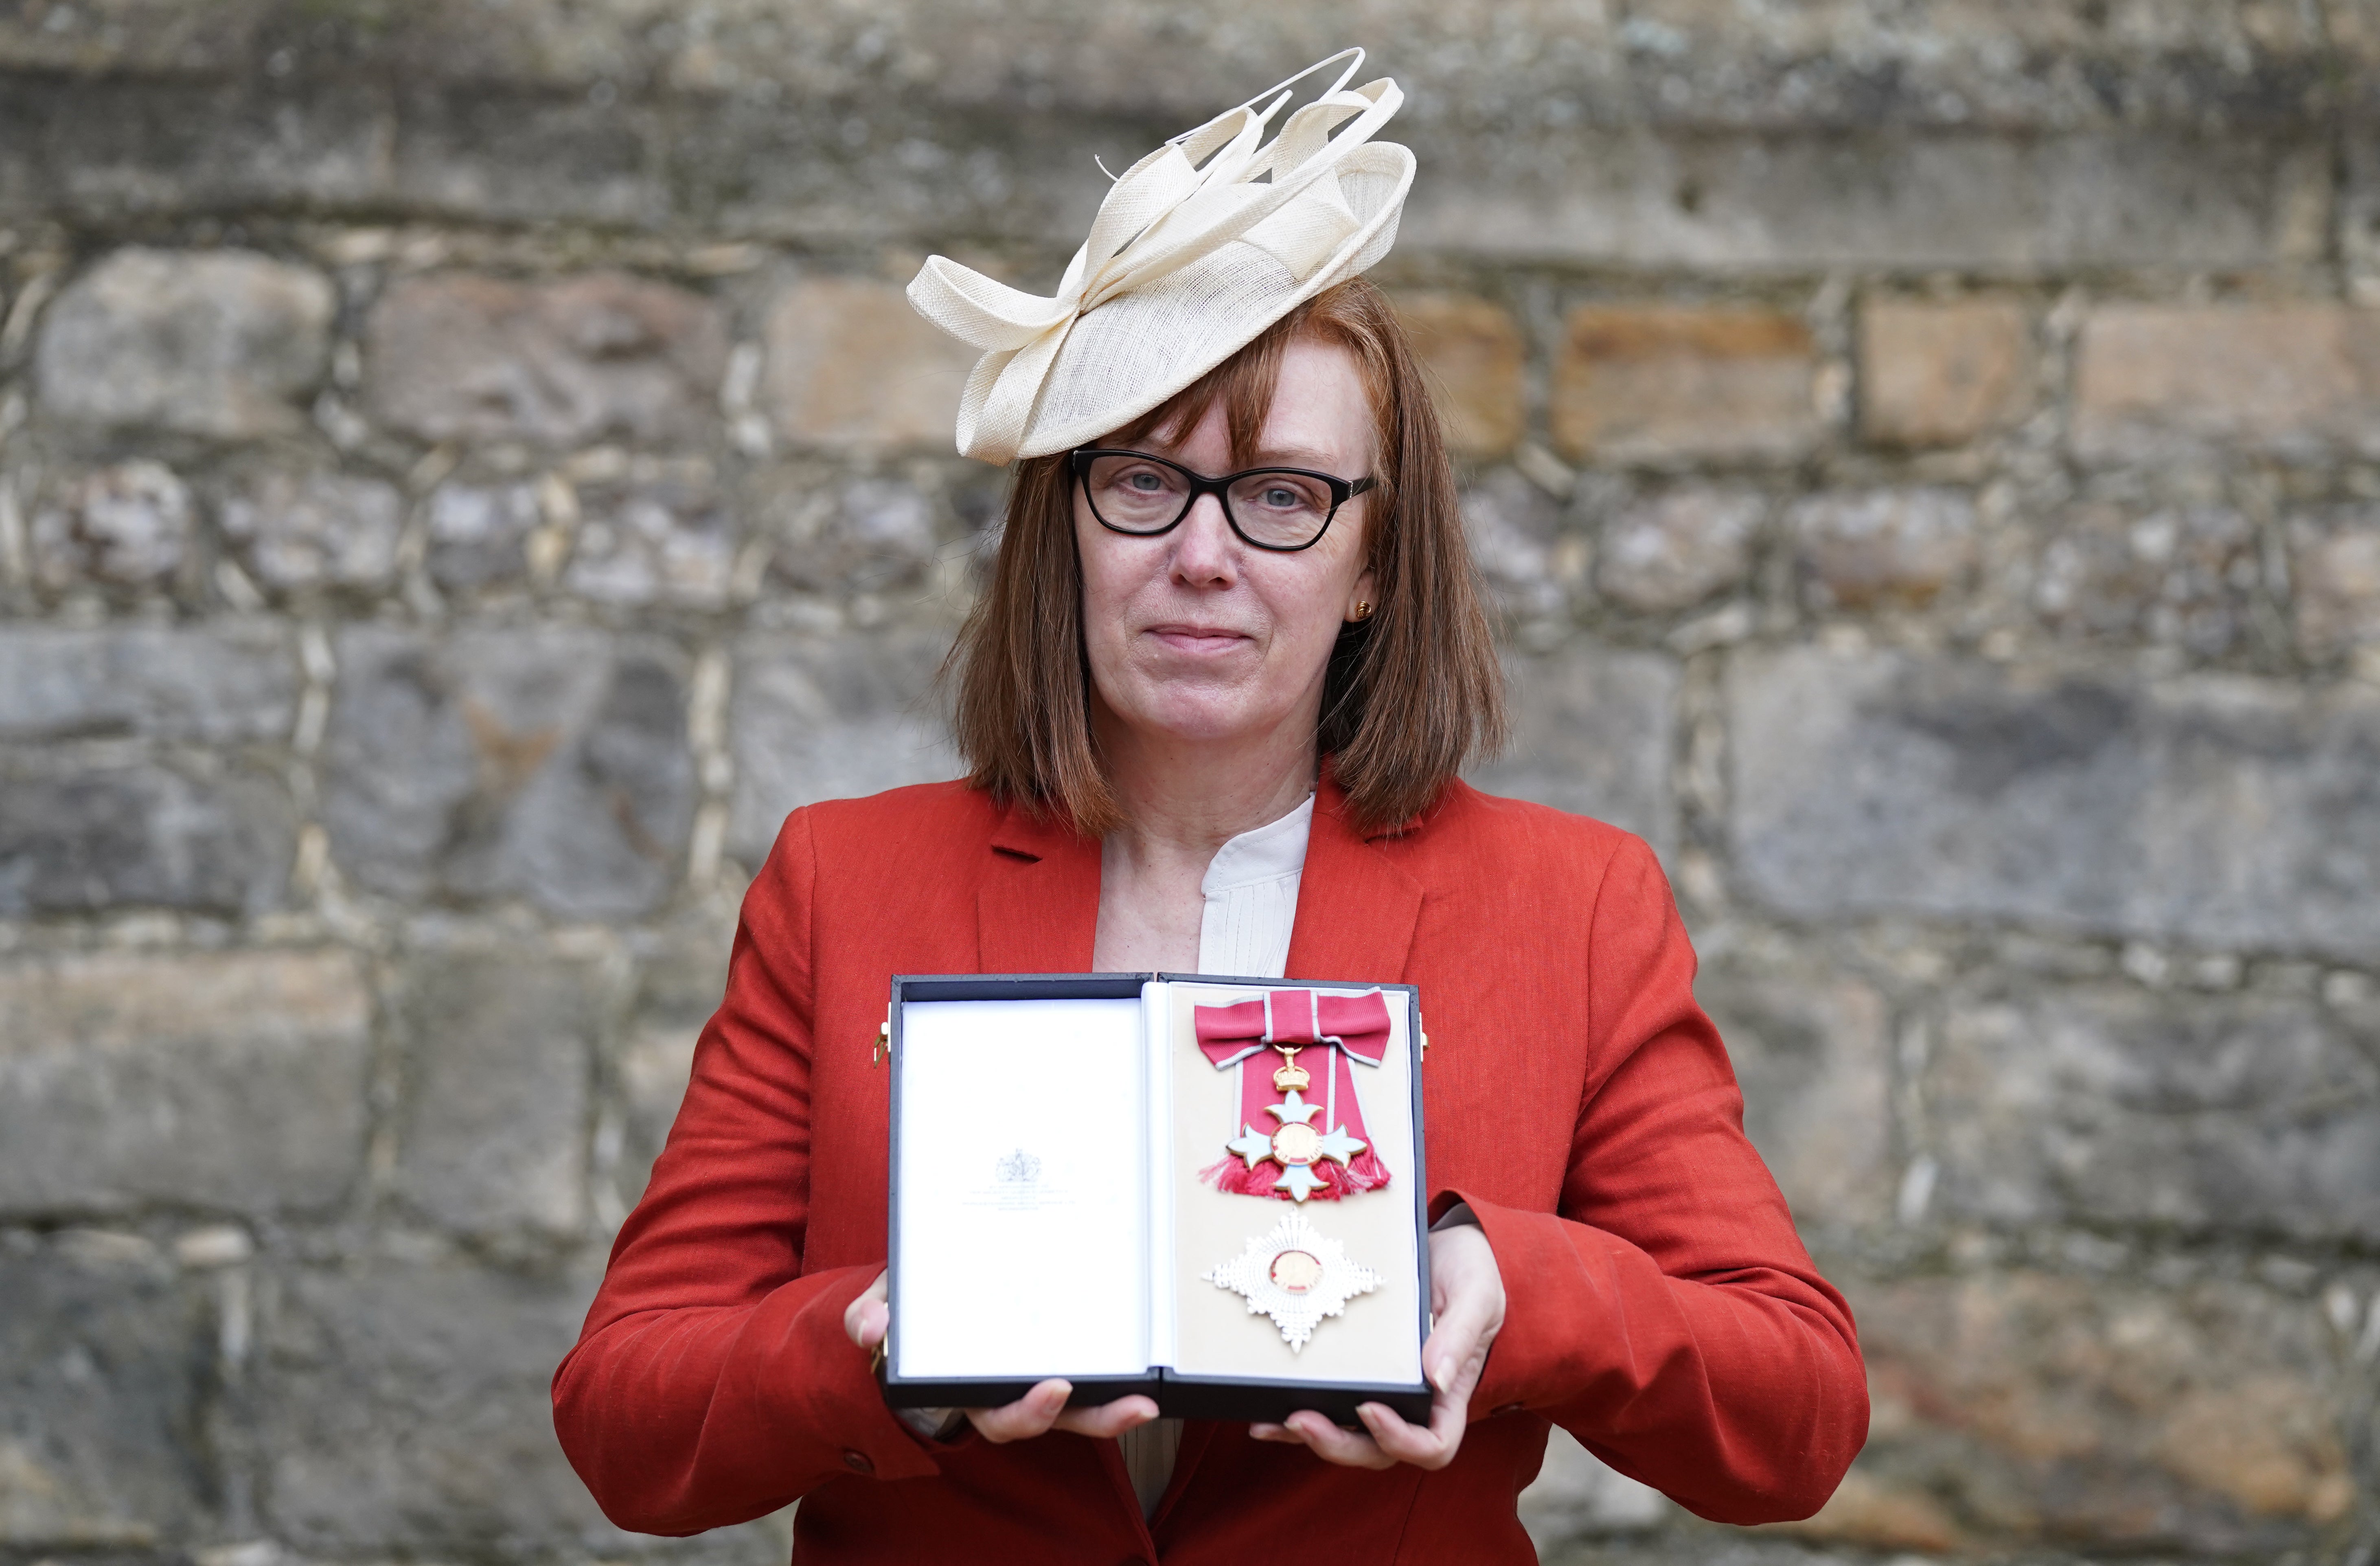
<box><xmin>906</xmin><ymin>49</ymin><xmax>1414</xmax><ymax>466</ymax></box>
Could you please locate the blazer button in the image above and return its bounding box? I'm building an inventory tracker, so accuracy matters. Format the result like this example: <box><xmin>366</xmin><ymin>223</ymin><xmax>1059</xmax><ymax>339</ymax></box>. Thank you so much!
<box><xmin>840</xmin><ymin>1448</ymin><xmax>874</xmax><ymax>1474</ymax></box>
<box><xmin>1490</xmin><ymin>1401</ymin><xmax>1525</xmax><ymax>1417</ymax></box>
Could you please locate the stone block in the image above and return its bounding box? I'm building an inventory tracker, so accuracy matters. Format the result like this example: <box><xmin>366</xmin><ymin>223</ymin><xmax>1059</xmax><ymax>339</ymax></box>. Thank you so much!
<box><xmin>1519</xmin><ymin>1427</ymin><xmax>1671</xmax><ymax>1546</ymax></box>
<box><xmin>1410</xmin><ymin>127</ymin><xmax>2330</xmax><ymax>275</ymax></box>
<box><xmin>2037</xmin><ymin>501</ymin><xmax>2256</xmax><ymax>654</ymax></box>
<box><xmin>2288</xmin><ymin>504</ymin><xmax>2380</xmax><ymax>661</ymax></box>
<box><xmin>257</xmin><ymin>1255</ymin><xmax>629</xmax><ymax>1552</ymax></box>
<box><xmin>762</xmin><ymin>276</ymin><xmax>978</xmax><ymax>451</ymax></box>
<box><xmin>0</xmin><ymin>1230</ymin><xmax>213</xmax><ymax>1546</ymax></box>
<box><xmin>1788</xmin><ymin>488</ymin><xmax>1977</xmax><ymax>611</ymax></box>
<box><xmin>614</xmin><ymin>925</ymin><xmax>731</xmax><ymax>1208</ymax></box>
<box><xmin>324</xmin><ymin>627</ymin><xmax>695</xmax><ymax>918</ymax></box>
<box><xmin>0</xmin><ymin>31</ymin><xmax>2341</xmax><ymax>268</ymax></box>
<box><xmin>616</xmin><ymin>1025</ymin><xmax>697</xmax><ymax>1212</ymax></box>
<box><xmin>1769</xmin><ymin>1465</ymin><xmax>1966</xmax><ymax>1555</ymax></box>
<box><xmin>0</xmin><ymin>73</ymin><xmax>394</xmax><ymax>219</ymax></box>
<box><xmin>0</xmin><ymin>950</ymin><xmax>370</xmax><ymax>1216</ymax></box>
<box><xmin>394</xmin><ymin>950</ymin><xmax>596</xmax><ymax>1237</ymax></box>
<box><xmin>1930</xmin><ymin>985</ymin><xmax>2380</xmax><ymax>1244</ymax></box>
<box><xmin>29</xmin><ymin>462</ymin><xmax>194</xmax><ymax>592</ymax></box>
<box><xmin>1839</xmin><ymin>1271</ymin><xmax>2354</xmax><ymax>1553</ymax></box>
<box><xmin>1465</xmin><ymin>642</ymin><xmax>1679</xmax><ymax>858</ymax></box>
<box><xmin>0</xmin><ymin>754</ymin><xmax>294</xmax><ymax>916</ymax></box>
<box><xmin>1552</xmin><ymin>306</ymin><xmax>1817</xmax><ymax>465</ymax></box>
<box><xmin>0</xmin><ymin>623</ymin><xmax>295</xmax><ymax>744</ymax></box>
<box><xmin>362</xmin><ymin>270</ymin><xmax>727</xmax><ymax>449</ymax></box>
<box><xmin>1391</xmin><ymin>292</ymin><xmax>1525</xmax><ymax>460</ymax></box>
<box><xmin>633</xmin><ymin>917</ymin><xmax>736</xmax><ymax>1026</ymax></box>
<box><xmin>761</xmin><ymin>473</ymin><xmax>951</xmax><ymax>594</ymax></box>
<box><xmin>1697</xmin><ymin>963</ymin><xmax>1892</xmax><ymax>1229</ymax></box>
<box><xmin>2073</xmin><ymin>304</ymin><xmax>2380</xmax><ymax>463</ymax></box>
<box><xmin>564</xmin><ymin>469</ymin><xmax>735</xmax><ymax>608</ymax></box>
<box><xmin>1</xmin><ymin>4</ymin><xmax>2346</xmax><ymax>142</ymax></box>
<box><xmin>392</xmin><ymin>93</ymin><xmax>667</xmax><ymax>228</ymax></box>
<box><xmin>726</xmin><ymin>627</ymin><xmax>960</xmax><ymax>867</ymax></box>
<box><xmin>219</xmin><ymin>470</ymin><xmax>405</xmax><ymax>593</ymax></box>
<box><xmin>2348</xmin><ymin>126</ymin><xmax>2380</xmax><ymax>281</ymax></box>
<box><xmin>1462</xmin><ymin>468</ymin><xmax>1576</xmax><ymax>619</ymax></box>
<box><xmin>1727</xmin><ymin>647</ymin><xmax>2380</xmax><ymax>960</ymax></box>
<box><xmin>1596</xmin><ymin>486</ymin><xmax>1762</xmax><ymax>612</ymax></box>
<box><xmin>1857</xmin><ymin>297</ymin><xmax>2033</xmax><ymax>447</ymax></box>
<box><xmin>425</xmin><ymin>480</ymin><xmax>540</xmax><ymax>594</ymax></box>
<box><xmin>32</xmin><ymin>247</ymin><xmax>333</xmax><ymax>440</ymax></box>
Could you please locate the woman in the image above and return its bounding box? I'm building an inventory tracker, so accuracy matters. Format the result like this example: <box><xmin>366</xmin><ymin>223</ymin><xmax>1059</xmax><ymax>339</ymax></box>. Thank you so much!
<box><xmin>554</xmin><ymin>54</ymin><xmax>1865</xmax><ymax>1564</ymax></box>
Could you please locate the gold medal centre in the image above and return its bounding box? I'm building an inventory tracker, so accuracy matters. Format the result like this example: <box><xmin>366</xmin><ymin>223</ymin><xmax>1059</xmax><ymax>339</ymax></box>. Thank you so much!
<box><xmin>1269</xmin><ymin>1249</ymin><xmax>1325</xmax><ymax>1293</ymax></box>
<box><xmin>1269</xmin><ymin>1122</ymin><xmax>1322</xmax><ymax>1165</ymax></box>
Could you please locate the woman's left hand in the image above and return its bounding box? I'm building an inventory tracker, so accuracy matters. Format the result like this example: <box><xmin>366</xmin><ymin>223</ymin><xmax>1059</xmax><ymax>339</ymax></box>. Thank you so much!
<box><xmin>1249</xmin><ymin>1220</ymin><xmax>1506</xmax><ymax>1469</ymax></box>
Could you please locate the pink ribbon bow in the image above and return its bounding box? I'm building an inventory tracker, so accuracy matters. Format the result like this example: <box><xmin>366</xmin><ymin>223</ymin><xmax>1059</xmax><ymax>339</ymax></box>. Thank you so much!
<box><xmin>1194</xmin><ymin>988</ymin><xmax>1394</xmax><ymax>1202</ymax></box>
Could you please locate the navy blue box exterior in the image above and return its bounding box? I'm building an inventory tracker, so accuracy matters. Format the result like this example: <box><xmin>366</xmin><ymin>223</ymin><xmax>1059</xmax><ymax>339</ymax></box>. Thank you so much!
<box><xmin>881</xmin><ymin>972</ymin><xmax>1434</xmax><ymax>1426</ymax></box>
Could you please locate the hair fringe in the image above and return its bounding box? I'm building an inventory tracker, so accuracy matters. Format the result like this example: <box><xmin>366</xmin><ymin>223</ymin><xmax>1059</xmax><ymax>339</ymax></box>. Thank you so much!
<box><xmin>944</xmin><ymin>277</ymin><xmax>1506</xmax><ymax>838</ymax></box>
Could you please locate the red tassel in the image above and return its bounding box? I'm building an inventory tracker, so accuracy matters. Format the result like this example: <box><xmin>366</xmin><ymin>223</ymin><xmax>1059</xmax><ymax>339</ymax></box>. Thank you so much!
<box><xmin>1197</xmin><ymin>1151</ymin><xmax>1393</xmax><ymax>1202</ymax></box>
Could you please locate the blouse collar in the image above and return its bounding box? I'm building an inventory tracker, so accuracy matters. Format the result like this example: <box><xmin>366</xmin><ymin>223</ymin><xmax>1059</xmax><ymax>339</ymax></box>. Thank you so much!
<box><xmin>1200</xmin><ymin>794</ymin><xmax>1314</xmax><ymax>896</ymax></box>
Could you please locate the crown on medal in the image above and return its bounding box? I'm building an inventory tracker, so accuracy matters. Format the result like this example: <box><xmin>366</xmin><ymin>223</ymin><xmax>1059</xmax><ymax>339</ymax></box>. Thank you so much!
<box><xmin>1271</xmin><ymin>1054</ymin><xmax>1312</xmax><ymax>1093</ymax></box>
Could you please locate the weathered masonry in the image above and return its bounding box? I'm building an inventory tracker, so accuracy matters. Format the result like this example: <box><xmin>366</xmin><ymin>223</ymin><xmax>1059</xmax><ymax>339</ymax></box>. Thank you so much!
<box><xmin>0</xmin><ymin>6</ymin><xmax>2376</xmax><ymax>1564</ymax></box>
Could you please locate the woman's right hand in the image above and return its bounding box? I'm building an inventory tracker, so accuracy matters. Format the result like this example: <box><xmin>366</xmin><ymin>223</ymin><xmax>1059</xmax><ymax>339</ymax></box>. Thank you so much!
<box><xmin>843</xmin><ymin>1272</ymin><xmax>1160</xmax><ymax>1442</ymax></box>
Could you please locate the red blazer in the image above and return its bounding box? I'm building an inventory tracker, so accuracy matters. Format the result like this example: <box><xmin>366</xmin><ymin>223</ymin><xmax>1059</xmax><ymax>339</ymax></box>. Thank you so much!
<box><xmin>554</xmin><ymin>776</ymin><xmax>1866</xmax><ymax>1564</ymax></box>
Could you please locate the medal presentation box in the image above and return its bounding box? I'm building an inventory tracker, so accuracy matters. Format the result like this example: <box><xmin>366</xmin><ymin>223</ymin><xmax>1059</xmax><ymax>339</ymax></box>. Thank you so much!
<box><xmin>883</xmin><ymin>974</ymin><xmax>1432</xmax><ymax>1425</ymax></box>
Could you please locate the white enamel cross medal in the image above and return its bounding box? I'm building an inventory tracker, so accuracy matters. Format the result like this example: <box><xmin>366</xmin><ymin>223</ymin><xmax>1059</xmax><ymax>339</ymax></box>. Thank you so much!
<box><xmin>1222</xmin><ymin>1046</ymin><xmax>1370</xmax><ymax>1203</ymax></box>
<box><xmin>1194</xmin><ymin>989</ymin><xmax>1398</xmax><ymax>1351</ymax></box>
<box><xmin>1204</xmin><ymin>1208</ymin><xmax>1380</xmax><ymax>1353</ymax></box>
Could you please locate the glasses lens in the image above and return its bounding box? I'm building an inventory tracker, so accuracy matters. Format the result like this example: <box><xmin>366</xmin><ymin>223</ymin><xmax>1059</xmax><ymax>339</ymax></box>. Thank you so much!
<box><xmin>1226</xmin><ymin>470</ymin><xmax>1336</xmax><ymax>548</ymax></box>
<box><xmin>1085</xmin><ymin>454</ymin><xmax>1191</xmax><ymax>533</ymax></box>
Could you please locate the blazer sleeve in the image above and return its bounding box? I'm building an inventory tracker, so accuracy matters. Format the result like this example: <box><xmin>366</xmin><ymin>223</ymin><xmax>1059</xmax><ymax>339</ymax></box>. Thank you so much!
<box><xmin>1443</xmin><ymin>834</ymin><xmax>1868</xmax><ymax>1525</ymax></box>
<box><xmin>552</xmin><ymin>807</ymin><xmax>944</xmax><ymax>1536</ymax></box>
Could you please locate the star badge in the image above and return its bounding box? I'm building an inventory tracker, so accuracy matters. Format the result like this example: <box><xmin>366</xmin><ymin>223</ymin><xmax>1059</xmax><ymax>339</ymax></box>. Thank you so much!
<box><xmin>1204</xmin><ymin>1209</ymin><xmax>1381</xmax><ymax>1351</ymax></box>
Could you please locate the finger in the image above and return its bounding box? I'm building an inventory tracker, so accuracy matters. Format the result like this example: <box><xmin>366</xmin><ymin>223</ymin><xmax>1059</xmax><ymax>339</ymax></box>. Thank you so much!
<box><xmin>1421</xmin><ymin>1289</ymin><xmax>1499</xmax><ymax>1391</ymax></box>
<box><xmin>1281</xmin><ymin>1409</ymin><xmax>1395</xmax><ymax>1470</ymax></box>
<box><xmin>966</xmin><ymin>1379</ymin><xmax>1071</xmax><ymax>1443</ymax></box>
<box><xmin>1358</xmin><ymin>1399</ymin><xmax>1458</xmax><ymax>1469</ymax></box>
<box><xmin>1424</xmin><ymin>1384</ymin><xmax>1476</xmax><ymax>1456</ymax></box>
<box><xmin>848</xmin><ymin>1297</ymin><xmax>889</xmax><ymax>1351</ymax></box>
<box><xmin>1418</xmin><ymin>1327</ymin><xmax>1464</xmax><ymax>1397</ymax></box>
<box><xmin>1247</xmin><ymin>1421</ymin><xmax>1300</xmax><ymax>1443</ymax></box>
<box><xmin>1052</xmin><ymin>1395</ymin><xmax>1160</xmax><ymax>1439</ymax></box>
<box><xmin>1421</xmin><ymin>1335</ymin><xmax>1489</xmax><ymax>1407</ymax></box>
<box><xmin>842</xmin><ymin>1271</ymin><xmax>890</xmax><ymax>1348</ymax></box>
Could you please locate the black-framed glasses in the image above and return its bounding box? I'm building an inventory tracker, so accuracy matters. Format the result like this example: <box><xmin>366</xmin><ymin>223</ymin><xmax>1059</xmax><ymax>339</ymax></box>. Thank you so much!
<box><xmin>1069</xmin><ymin>448</ymin><xmax>1377</xmax><ymax>553</ymax></box>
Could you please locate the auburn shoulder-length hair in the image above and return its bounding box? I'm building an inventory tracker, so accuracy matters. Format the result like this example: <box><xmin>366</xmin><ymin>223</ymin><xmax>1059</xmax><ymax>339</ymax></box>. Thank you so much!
<box><xmin>946</xmin><ymin>276</ymin><xmax>1506</xmax><ymax>837</ymax></box>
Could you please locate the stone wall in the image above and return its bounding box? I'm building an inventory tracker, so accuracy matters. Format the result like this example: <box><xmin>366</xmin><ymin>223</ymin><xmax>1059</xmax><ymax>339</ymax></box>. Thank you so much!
<box><xmin>1</xmin><ymin>5</ymin><xmax>2377</xmax><ymax>1564</ymax></box>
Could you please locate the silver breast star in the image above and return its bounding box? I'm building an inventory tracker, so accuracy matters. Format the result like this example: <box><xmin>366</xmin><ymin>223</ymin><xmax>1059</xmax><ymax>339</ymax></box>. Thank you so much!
<box><xmin>1205</xmin><ymin>1210</ymin><xmax>1381</xmax><ymax>1351</ymax></box>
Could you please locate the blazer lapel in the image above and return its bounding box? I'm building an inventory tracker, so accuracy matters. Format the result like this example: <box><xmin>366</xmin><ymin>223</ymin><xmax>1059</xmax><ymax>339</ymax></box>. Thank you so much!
<box><xmin>977</xmin><ymin>798</ymin><xmax>1103</xmax><ymax>972</ymax></box>
<box><xmin>1283</xmin><ymin>776</ymin><xmax>1425</xmax><ymax>984</ymax></box>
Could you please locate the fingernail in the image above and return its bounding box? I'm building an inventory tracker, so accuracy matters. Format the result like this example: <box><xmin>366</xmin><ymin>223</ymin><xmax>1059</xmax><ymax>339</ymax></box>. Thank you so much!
<box><xmin>1430</xmin><ymin>1363</ymin><xmax>1452</xmax><ymax>1394</ymax></box>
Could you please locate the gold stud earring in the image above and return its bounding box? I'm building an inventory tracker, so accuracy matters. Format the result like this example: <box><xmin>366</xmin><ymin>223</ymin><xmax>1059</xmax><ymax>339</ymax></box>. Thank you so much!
<box><xmin>1351</xmin><ymin>600</ymin><xmax>1374</xmax><ymax>622</ymax></box>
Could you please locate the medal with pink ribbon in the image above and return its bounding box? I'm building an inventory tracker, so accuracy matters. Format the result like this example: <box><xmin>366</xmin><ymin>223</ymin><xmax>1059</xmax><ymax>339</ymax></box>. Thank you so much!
<box><xmin>1194</xmin><ymin>988</ymin><xmax>1394</xmax><ymax>1203</ymax></box>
